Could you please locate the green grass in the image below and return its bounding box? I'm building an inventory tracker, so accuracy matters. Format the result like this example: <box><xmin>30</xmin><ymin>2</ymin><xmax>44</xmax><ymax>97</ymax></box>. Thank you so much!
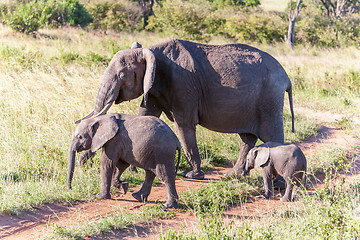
<box><xmin>44</xmin><ymin>205</ymin><xmax>176</xmax><ymax>239</ymax></box>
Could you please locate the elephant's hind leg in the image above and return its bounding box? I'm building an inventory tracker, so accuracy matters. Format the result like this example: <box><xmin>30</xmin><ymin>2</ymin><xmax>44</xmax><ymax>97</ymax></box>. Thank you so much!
<box><xmin>132</xmin><ymin>170</ymin><xmax>155</xmax><ymax>202</ymax></box>
<box><xmin>112</xmin><ymin>160</ymin><xmax>130</xmax><ymax>194</ymax></box>
<box><xmin>156</xmin><ymin>164</ymin><xmax>179</xmax><ymax>208</ymax></box>
<box><xmin>281</xmin><ymin>177</ymin><xmax>294</xmax><ymax>202</ymax></box>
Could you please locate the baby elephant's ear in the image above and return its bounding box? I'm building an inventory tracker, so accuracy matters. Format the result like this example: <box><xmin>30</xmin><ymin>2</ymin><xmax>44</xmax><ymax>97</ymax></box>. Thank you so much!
<box><xmin>91</xmin><ymin>116</ymin><xmax>119</xmax><ymax>152</ymax></box>
<box><xmin>254</xmin><ymin>147</ymin><xmax>270</xmax><ymax>169</ymax></box>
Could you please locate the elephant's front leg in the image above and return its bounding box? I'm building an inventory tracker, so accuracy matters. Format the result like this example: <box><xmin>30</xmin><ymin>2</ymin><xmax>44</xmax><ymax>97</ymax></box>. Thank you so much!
<box><xmin>226</xmin><ymin>133</ymin><xmax>258</xmax><ymax>177</ymax></box>
<box><xmin>132</xmin><ymin>170</ymin><xmax>156</xmax><ymax>202</ymax></box>
<box><xmin>79</xmin><ymin>150</ymin><xmax>95</xmax><ymax>166</ymax></box>
<box><xmin>262</xmin><ymin>169</ymin><xmax>273</xmax><ymax>199</ymax></box>
<box><xmin>176</xmin><ymin>125</ymin><xmax>204</xmax><ymax>180</ymax></box>
<box><xmin>98</xmin><ymin>153</ymin><xmax>114</xmax><ymax>199</ymax></box>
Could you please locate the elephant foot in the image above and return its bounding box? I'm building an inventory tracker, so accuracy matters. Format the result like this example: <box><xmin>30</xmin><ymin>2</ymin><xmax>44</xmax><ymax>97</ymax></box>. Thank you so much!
<box><xmin>132</xmin><ymin>192</ymin><xmax>148</xmax><ymax>203</ymax></box>
<box><xmin>163</xmin><ymin>200</ymin><xmax>179</xmax><ymax>209</ymax></box>
<box><xmin>181</xmin><ymin>169</ymin><xmax>205</xmax><ymax>180</ymax></box>
<box><xmin>263</xmin><ymin>193</ymin><xmax>272</xmax><ymax>199</ymax></box>
<box><xmin>223</xmin><ymin>168</ymin><xmax>242</xmax><ymax>178</ymax></box>
<box><xmin>97</xmin><ymin>193</ymin><xmax>111</xmax><ymax>199</ymax></box>
<box><xmin>112</xmin><ymin>180</ymin><xmax>129</xmax><ymax>194</ymax></box>
<box><xmin>280</xmin><ymin>196</ymin><xmax>291</xmax><ymax>202</ymax></box>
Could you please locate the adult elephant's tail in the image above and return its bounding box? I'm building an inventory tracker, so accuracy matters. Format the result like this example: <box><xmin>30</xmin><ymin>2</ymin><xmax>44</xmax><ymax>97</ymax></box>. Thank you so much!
<box><xmin>287</xmin><ymin>85</ymin><xmax>295</xmax><ymax>133</ymax></box>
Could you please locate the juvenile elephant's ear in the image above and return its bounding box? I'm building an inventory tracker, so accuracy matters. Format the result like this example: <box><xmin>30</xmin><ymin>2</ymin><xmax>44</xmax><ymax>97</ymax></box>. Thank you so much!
<box><xmin>91</xmin><ymin>116</ymin><xmax>119</xmax><ymax>152</ymax></box>
<box><xmin>142</xmin><ymin>48</ymin><xmax>158</xmax><ymax>106</ymax></box>
<box><xmin>254</xmin><ymin>147</ymin><xmax>270</xmax><ymax>169</ymax></box>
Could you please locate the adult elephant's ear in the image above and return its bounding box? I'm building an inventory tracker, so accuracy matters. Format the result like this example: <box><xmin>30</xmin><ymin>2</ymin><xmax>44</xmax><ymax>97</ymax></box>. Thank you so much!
<box><xmin>142</xmin><ymin>48</ymin><xmax>158</xmax><ymax>106</ymax></box>
<box><xmin>90</xmin><ymin>116</ymin><xmax>119</xmax><ymax>152</ymax></box>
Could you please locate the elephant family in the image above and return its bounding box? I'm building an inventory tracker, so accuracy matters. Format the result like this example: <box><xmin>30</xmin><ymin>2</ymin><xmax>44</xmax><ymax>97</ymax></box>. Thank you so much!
<box><xmin>76</xmin><ymin>39</ymin><xmax>294</xmax><ymax>179</ymax></box>
<box><xmin>68</xmin><ymin>113</ymin><xmax>181</xmax><ymax>208</ymax></box>
<box><xmin>242</xmin><ymin>142</ymin><xmax>307</xmax><ymax>202</ymax></box>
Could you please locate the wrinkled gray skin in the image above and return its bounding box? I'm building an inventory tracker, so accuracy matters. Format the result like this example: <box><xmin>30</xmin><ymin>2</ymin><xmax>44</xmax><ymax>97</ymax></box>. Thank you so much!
<box><xmin>68</xmin><ymin>113</ymin><xmax>181</xmax><ymax>208</ymax></box>
<box><xmin>243</xmin><ymin>142</ymin><xmax>307</xmax><ymax>202</ymax></box>
<box><xmin>77</xmin><ymin>39</ymin><xmax>294</xmax><ymax>179</ymax></box>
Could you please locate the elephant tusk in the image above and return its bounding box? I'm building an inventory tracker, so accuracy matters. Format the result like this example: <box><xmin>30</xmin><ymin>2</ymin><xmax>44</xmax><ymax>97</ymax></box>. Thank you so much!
<box><xmin>75</xmin><ymin>109</ymin><xmax>94</xmax><ymax>124</ymax></box>
<box><xmin>94</xmin><ymin>102</ymin><xmax>113</xmax><ymax>117</ymax></box>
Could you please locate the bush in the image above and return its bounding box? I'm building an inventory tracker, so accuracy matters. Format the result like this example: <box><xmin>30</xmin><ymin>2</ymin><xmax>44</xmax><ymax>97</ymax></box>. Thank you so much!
<box><xmin>4</xmin><ymin>0</ymin><xmax>92</xmax><ymax>34</ymax></box>
<box><xmin>88</xmin><ymin>0</ymin><xmax>142</xmax><ymax>32</ymax></box>
<box><xmin>222</xmin><ymin>9</ymin><xmax>287</xmax><ymax>44</ymax></box>
<box><xmin>296</xmin><ymin>4</ymin><xmax>360</xmax><ymax>47</ymax></box>
<box><xmin>39</xmin><ymin>0</ymin><xmax>93</xmax><ymax>28</ymax></box>
<box><xmin>146</xmin><ymin>0</ymin><xmax>214</xmax><ymax>41</ymax></box>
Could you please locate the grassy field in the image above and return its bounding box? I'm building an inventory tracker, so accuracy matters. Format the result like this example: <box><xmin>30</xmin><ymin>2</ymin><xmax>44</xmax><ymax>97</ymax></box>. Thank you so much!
<box><xmin>1</xmin><ymin>18</ymin><xmax>360</xmax><ymax>238</ymax></box>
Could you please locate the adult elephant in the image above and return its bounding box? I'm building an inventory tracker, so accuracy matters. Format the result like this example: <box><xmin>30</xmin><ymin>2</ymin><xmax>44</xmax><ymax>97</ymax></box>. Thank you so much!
<box><xmin>77</xmin><ymin>39</ymin><xmax>294</xmax><ymax>180</ymax></box>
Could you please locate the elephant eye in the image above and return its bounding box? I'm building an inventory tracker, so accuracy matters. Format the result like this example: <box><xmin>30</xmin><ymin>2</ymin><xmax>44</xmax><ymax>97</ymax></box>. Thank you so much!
<box><xmin>134</xmin><ymin>72</ymin><xmax>137</xmax><ymax>80</ymax></box>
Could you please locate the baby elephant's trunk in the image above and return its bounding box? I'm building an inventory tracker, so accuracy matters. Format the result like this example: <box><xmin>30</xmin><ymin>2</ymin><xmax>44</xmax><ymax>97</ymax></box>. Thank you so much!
<box><xmin>67</xmin><ymin>147</ymin><xmax>77</xmax><ymax>189</ymax></box>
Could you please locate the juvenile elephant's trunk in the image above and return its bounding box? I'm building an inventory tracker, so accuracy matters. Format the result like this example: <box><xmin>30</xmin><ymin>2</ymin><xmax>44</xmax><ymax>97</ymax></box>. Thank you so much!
<box><xmin>67</xmin><ymin>146</ymin><xmax>77</xmax><ymax>189</ymax></box>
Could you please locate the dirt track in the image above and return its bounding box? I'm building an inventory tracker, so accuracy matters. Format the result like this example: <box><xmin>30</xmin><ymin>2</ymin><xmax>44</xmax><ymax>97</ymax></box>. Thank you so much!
<box><xmin>1</xmin><ymin>107</ymin><xmax>360</xmax><ymax>239</ymax></box>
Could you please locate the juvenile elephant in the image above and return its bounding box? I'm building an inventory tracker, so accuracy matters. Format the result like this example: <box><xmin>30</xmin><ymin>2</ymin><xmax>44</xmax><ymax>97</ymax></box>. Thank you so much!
<box><xmin>76</xmin><ymin>39</ymin><xmax>294</xmax><ymax>179</ymax></box>
<box><xmin>242</xmin><ymin>142</ymin><xmax>306</xmax><ymax>202</ymax></box>
<box><xmin>68</xmin><ymin>113</ymin><xmax>181</xmax><ymax>208</ymax></box>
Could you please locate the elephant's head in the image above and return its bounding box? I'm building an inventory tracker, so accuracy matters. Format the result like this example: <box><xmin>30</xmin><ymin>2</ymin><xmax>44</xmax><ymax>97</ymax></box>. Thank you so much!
<box><xmin>75</xmin><ymin>42</ymin><xmax>156</xmax><ymax>123</ymax></box>
<box><xmin>68</xmin><ymin>115</ymin><xmax>119</xmax><ymax>189</ymax></box>
<box><xmin>242</xmin><ymin>145</ymin><xmax>270</xmax><ymax>176</ymax></box>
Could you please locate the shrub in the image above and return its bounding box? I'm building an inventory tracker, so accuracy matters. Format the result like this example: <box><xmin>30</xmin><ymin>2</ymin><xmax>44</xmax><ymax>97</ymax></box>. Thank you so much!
<box><xmin>222</xmin><ymin>9</ymin><xmax>287</xmax><ymax>44</ymax></box>
<box><xmin>88</xmin><ymin>0</ymin><xmax>142</xmax><ymax>32</ymax></box>
<box><xmin>296</xmin><ymin>4</ymin><xmax>360</xmax><ymax>47</ymax></box>
<box><xmin>4</xmin><ymin>0</ymin><xmax>92</xmax><ymax>34</ymax></box>
<box><xmin>4</xmin><ymin>1</ymin><xmax>41</xmax><ymax>33</ymax></box>
<box><xmin>39</xmin><ymin>0</ymin><xmax>93</xmax><ymax>28</ymax></box>
<box><xmin>146</xmin><ymin>0</ymin><xmax>214</xmax><ymax>41</ymax></box>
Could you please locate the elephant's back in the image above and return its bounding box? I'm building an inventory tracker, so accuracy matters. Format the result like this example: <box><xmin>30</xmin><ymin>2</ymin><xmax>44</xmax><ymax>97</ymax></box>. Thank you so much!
<box><xmin>125</xmin><ymin>115</ymin><xmax>179</xmax><ymax>149</ymax></box>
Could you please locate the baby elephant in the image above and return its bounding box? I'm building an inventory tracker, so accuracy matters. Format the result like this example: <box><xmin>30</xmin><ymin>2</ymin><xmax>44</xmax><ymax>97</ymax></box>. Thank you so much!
<box><xmin>242</xmin><ymin>142</ymin><xmax>307</xmax><ymax>202</ymax></box>
<box><xmin>67</xmin><ymin>113</ymin><xmax>181</xmax><ymax>208</ymax></box>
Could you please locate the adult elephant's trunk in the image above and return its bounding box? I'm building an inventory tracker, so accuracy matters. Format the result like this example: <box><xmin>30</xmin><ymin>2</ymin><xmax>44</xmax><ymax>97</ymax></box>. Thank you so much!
<box><xmin>75</xmin><ymin>79</ymin><xmax>118</xmax><ymax>124</ymax></box>
<box><xmin>67</xmin><ymin>145</ymin><xmax>77</xmax><ymax>189</ymax></box>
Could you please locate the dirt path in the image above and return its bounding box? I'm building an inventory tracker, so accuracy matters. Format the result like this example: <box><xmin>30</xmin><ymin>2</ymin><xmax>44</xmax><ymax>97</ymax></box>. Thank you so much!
<box><xmin>1</xmin><ymin>107</ymin><xmax>360</xmax><ymax>239</ymax></box>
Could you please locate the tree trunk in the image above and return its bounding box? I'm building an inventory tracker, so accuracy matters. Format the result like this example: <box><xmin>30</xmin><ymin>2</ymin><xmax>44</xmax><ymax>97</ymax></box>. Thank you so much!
<box><xmin>286</xmin><ymin>0</ymin><xmax>302</xmax><ymax>49</ymax></box>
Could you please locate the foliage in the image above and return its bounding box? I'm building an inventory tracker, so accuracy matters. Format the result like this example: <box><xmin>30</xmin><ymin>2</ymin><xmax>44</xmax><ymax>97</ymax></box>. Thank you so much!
<box><xmin>222</xmin><ymin>9</ymin><xmax>287</xmax><ymax>44</ymax></box>
<box><xmin>88</xmin><ymin>0</ymin><xmax>142</xmax><ymax>32</ymax></box>
<box><xmin>4</xmin><ymin>1</ymin><xmax>41</xmax><ymax>33</ymax></box>
<box><xmin>146</xmin><ymin>0</ymin><xmax>213</xmax><ymax>41</ymax></box>
<box><xmin>296</xmin><ymin>3</ymin><xmax>360</xmax><ymax>47</ymax></box>
<box><xmin>39</xmin><ymin>0</ymin><xmax>93</xmax><ymax>27</ymax></box>
<box><xmin>3</xmin><ymin>0</ymin><xmax>92</xmax><ymax>34</ymax></box>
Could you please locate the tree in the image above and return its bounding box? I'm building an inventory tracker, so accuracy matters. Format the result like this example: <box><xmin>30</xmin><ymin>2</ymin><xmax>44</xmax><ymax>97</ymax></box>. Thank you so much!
<box><xmin>319</xmin><ymin>0</ymin><xmax>359</xmax><ymax>18</ymax></box>
<box><xmin>286</xmin><ymin>0</ymin><xmax>302</xmax><ymax>49</ymax></box>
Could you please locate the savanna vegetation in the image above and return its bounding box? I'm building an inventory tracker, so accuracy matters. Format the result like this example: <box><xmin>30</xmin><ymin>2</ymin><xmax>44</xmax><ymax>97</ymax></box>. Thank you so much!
<box><xmin>1</xmin><ymin>0</ymin><xmax>360</xmax><ymax>239</ymax></box>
